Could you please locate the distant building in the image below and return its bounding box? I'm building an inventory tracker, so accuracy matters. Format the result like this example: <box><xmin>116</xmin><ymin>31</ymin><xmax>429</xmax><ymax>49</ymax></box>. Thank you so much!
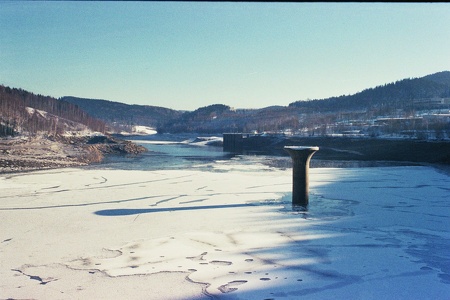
<box><xmin>374</xmin><ymin>117</ymin><xmax>423</xmax><ymax>125</ymax></box>
<box><xmin>413</xmin><ymin>97</ymin><xmax>450</xmax><ymax>109</ymax></box>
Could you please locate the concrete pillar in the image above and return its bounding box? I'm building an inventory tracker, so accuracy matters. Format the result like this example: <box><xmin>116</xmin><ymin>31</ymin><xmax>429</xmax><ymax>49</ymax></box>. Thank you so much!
<box><xmin>284</xmin><ymin>146</ymin><xmax>319</xmax><ymax>208</ymax></box>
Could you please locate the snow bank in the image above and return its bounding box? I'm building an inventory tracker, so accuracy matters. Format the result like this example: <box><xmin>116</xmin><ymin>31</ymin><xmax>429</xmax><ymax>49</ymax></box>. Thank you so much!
<box><xmin>184</xmin><ymin>136</ymin><xmax>223</xmax><ymax>146</ymax></box>
<box><xmin>61</xmin><ymin>130</ymin><xmax>104</xmax><ymax>137</ymax></box>
<box><xmin>133</xmin><ymin>126</ymin><xmax>157</xmax><ymax>135</ymax></box>
<box><xmin>116</xmin><ymin>126</ymin><xmax>157</xmax><ymax>136</ymax></box>
<box><xmin>1</xmin><ymin>165</ymin><xmax>449</xmax><ymax>299</ymax></box>
<box><xmin>25</xmin><ymin>107</ymin><xmax>47</xmax><ymax>118</ymax></box>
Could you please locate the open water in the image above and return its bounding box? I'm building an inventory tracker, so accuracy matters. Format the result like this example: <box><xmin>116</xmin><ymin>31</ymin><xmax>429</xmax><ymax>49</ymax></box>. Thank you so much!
<box><xmin>89</xmin><ymin>133</ymin><xmax>419</xmax><ymax>172</ymax></box>
<box><xmin>90</xmin><ymin>134</ymin><xmax>234</xmax><ymax>171</ymax></box>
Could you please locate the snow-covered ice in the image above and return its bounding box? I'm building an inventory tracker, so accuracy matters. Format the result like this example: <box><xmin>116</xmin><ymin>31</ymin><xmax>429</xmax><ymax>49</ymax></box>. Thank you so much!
<box><xmin>0</xmin><ymin>164</ymin><xmax>449</xmax><ymax>299</ymax></box>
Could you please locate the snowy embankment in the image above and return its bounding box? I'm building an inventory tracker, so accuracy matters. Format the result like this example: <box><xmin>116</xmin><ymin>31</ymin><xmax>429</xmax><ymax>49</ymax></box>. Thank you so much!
<box><xmin>119</xmin><ymin>126</ymin><xmax>158</xmax><ymax>136</ymax></box>
<box><xmin>185</xmin><ymin>136</ymin><xmax>223</xmax><ymax>146</ymax></box>
<box><xmin>0</xmin><ymin>165</ymin><xmax>449</xmax><ymax>299</ymax></box>
<box><xmin>131</xmin><ymin>136</ymin><xmax>223</xmax><ymax>147</ymax></box>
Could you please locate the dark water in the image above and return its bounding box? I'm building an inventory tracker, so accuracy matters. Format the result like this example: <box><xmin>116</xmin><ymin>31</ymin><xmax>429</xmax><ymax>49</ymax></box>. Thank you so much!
<box><xmin>90</xmin><ymin>134</ymin><xmax>421</xmax><ymax>172</ymax></box>
<box><xmin>91</xmin><ymin>134</ymin><xmax>231</xmax><ymax>171</ymax></box>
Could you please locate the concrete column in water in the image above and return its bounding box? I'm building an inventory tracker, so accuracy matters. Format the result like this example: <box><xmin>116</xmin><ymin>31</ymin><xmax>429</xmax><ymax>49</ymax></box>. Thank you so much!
<box><xmin>284</xmin><ymin>146</ymin><xmax>319</xmax><ymax>208</ymax></box>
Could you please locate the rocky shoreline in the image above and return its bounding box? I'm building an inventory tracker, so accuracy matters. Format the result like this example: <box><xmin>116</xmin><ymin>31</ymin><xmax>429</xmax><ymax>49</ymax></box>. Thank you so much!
<box><xmin>0</xmin><ymin>134</ymin><xmax>147</xmax><ymax>174</ymax></box>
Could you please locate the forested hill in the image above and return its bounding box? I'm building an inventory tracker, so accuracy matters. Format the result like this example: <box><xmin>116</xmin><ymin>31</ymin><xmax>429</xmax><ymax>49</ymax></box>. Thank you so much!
<box><xmin>3</xmin><ymin>71</ymin><xmax>449</xmax><ymax>136</ymax></box>
<box><xmin>0</xmin><ymin>86</ymin><xmax>105</xmax><ymax>136</ymax></box>
<box><xmin>62</xmin><ymin>71</ymin><xmax>450</xmax><ymax>134</ymax></box>
<box><xmin>289</xmin><ymin>71</ymin><xmax>450</xmax><ymax>112</ymax></box>
<box><xmin>61</xmin><ymin>96</ymin><xmax>182</xmax><ymax>131</ymax></box>
<box><xmin>159</xmin><ymin>104</ymin><xmax>299</xmax><ymax>133</ymax></box>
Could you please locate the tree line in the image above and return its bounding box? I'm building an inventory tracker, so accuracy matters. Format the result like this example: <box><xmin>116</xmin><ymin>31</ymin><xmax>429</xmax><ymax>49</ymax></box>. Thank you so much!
<box><xmin>0</xmin><ymin>85</ymin><xmax>106</xmax><ymax>137</ymax></box>
<box><xmin>289</xmin><ymin>75</ymin><xmax>450</xmax><ymax>114</ymax></box>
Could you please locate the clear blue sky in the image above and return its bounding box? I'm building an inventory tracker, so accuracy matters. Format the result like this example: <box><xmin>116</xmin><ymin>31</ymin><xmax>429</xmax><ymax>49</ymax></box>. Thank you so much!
<box><xmin>1</xmin><ymin>2</ymin><xmax>449</xmax><ymax>111</ymax></box>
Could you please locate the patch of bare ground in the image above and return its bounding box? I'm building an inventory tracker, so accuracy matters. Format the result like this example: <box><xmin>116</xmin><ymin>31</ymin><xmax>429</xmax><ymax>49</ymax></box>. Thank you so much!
<box><xmin>0</xmin><ymin>134</ymin><xmax>147</xmax><ymax>174</ymax></box>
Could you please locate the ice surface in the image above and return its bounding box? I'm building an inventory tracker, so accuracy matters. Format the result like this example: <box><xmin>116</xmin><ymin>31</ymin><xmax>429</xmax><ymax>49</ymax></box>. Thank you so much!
<box><xmin>1</xmin><ymin>165</ymin><xmax>449</xmax><ymax>299</ymax></box>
